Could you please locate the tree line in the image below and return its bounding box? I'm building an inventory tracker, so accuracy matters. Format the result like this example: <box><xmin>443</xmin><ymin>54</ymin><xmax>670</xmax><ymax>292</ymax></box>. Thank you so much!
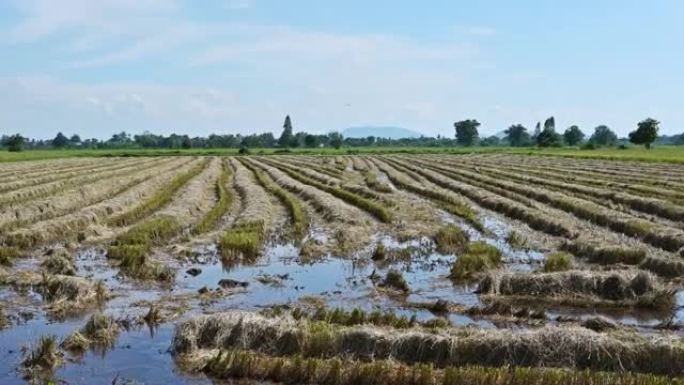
<box><xmin>456</xmin><ymin>117</ymin><xmax>673</xmax><ymax>149</ymax></box>
<box><xmin>1</xmin><ymin>115</ymin><xmax>681</xmax><ymax>152</ymax></box>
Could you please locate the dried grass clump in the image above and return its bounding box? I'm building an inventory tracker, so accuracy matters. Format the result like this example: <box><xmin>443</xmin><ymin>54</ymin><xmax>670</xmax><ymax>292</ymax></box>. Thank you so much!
<box><xmin>219</xmin><ymin>221</ymin><xmax>265</xmax><ymax>263</ymax></box>
<box><xmin>543</xmin><ymin>252</ymin><xmax>573</xmax><ymax>272</ymax></box>
<box><xmin>379</xmin><ymin>269</ymin><xmax>410</xmax><ymax>293</ymax></box>
<box><xmin>42</xmin><ymin>275</ymin><xmax>109</xmax><ymax>316</ymax></box>
<box><xmin>372</xmin><ymin>241</ymin><xmax>386</xmax><ymax>261</ymax></box>
<box><xmin>192</xmin><ymin>160</ymin><xmax>233</xmax><ymax>235</ymax></box>
<box><xmin>450</xmin><ymin>241</ymin><xmax>502</xmax><ymax>281</ymax></box>
<box><xmin>173</xmin><ymin>311</ymin><xmax>684</xmax><ymax>375</ymax></box>
<box><xmin>0</xmin><ymin>246</ymin><xmax>20</xmax><ymax>266</ymax></box>
<box><xmin>363</xmin><ymin>170</ymin><xmax>393</xmax><ymax>193</ymax></box>
<box><xmin>196</xmin><ymin>350</ymin><xmax>683</xmax><ymax>385</ymax></box>
<box><xmin>62</xmin><ymin>313</ymin><xmax>120</xmax><ymax>353</ymax></box>
<box><xmin>107</xmin><ymin>216</ymin><xmax>179</xmax><ymax>281</ymax></box>
<box><xmin>22</xmin><ymin>335</ymin><xmax>63</xmax><ymax>370</ymax></box>
<box><xmin>433</xmin><ymin>225</ymin><xmax>469</xmax><ymax>254</ymax></box>
<box><xmin>505</xmin><ymin>231</ymin><xmax>526</xmax><ymax>248</ymax></box>
<box><xmin>108</xmin><ymin>158</ymin><xmax>209</xmax><ymax>227</ymax></box>
<box><xmin>41</xmin><ymin>254</ymin><xmax>76</xmax><ymax>275</ymax></box>
<box><xmin>478</xmin><ymin>270</ymin><xmax>674</xmax><ymax>309</ymax></box>
<box><xmin>562</xmin><ymin>241</ymin><xmax>646</xmax><ymax>265</ymax></box>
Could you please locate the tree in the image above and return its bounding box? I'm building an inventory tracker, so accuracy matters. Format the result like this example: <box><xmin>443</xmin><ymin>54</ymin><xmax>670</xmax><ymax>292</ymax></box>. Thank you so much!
<box><xmin>629</xmin><ymin>118</ymin><xmax>659</xmax><ymax>149</ymax></box>
<box><xmin>6</xmin><ymin>134</ymin><xmax>25</xmax><ymax>152</ymax></box>
<box><xmin>480</xmin><ymin>135</ymin><xmax>500</xmax><ymax>147</ymax></box>
<box><xmin>537</xmin><ymin>116</ymin><xmax>561</xmax><ymax>147</ymax></box>
<box><xmin>454</xmin><ymin>119</ymin><xmax>480</xmax><ymax>146</ymax></box>
<box><xmin>589</xmin><ymin>125</ymin><xmax>618</xmax><ymax>146</ymax></box>
<box><xmin>278</xmin><ymin>115</ymin><xmax>294</xmax><ymax>147</ymax></box>
<box><xmin>536</xmin><ymin>125</ymin><xmax>561</xmax><ymax>147</ymax></box>
<box><xmin>181</xmin><ymin>136</ymin><xmax>192</xmax><ymax>149</ymax></box>
<box><xmin>504</xmin><ymin>124</ymin><xmax>531</xmax><ymax>147</ymax></box>
<box><xmin>328</xmin><ymin>132</ymin><xmax>343</xmax><ymax>149</ymax></box>
<box><xmin>543</xmin><ymin>116</ymin><xmax>555</xmax><ymax>131</ymax></box>
<box><xmin>532</xmin><ymin>121</ymin><xmax>541</xmax><ymax>142</ymax></box>
<box><xmin>304</xmin><ymin>134</ymin><xmax>318</xmax><ymax>148</ymax></box>
<box><xmin>563</xmin><ymin>125</ymin><xmax>585</xmax><ymax>146</ymax></box>
<box><xmin>69</xmin><ymin>134</ymin><xmax>81</xmax><ymax>145</ymax></box>
<box><xmin>52</xmin><ymin>132</ymin><xmax>69</xmax><ymax>148</ymax></box>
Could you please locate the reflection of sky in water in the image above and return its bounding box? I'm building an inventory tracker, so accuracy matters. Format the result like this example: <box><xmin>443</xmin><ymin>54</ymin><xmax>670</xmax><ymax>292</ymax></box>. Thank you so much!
<box><xmin>1</xmin><ymin>215</ymin><xmax>681</xmax><ymax>384</ymax></box>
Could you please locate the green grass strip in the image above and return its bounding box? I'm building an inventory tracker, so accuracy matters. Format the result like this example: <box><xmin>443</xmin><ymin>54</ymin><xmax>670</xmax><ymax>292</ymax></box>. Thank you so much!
<box><xmin>107</xmin><ymin>158</ymin><xmax>210</xmax><ymax>227</ymax></box>
<box><xmin>199</xmin><ymin>350</ymin><xmax>683</xmax><ymax>385</ymax></box>
<box><xmin>240</xmin><ymin>159</ymin><xmax>308</xmax><ymax>239</ymax></box>
<box><xmin>191</xmin><ymin>160</ymin><xmax>234</xmax><ymax>235</ymax></box>
<box><xmin>263</xmin><ymin>159</ymin><xmax>392</xmax><ymax>223</ymax></box>
<box><xmin>218</xmin><ymin>221</ymin><xmax>265</xmax><ymax>263</ymax></box>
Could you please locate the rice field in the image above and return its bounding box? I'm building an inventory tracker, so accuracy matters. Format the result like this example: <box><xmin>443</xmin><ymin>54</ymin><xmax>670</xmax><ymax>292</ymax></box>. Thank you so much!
<box><xmin>1</xmin><ymin>154</ymin><xmax>683</xmax><ymax>384</ymax></box>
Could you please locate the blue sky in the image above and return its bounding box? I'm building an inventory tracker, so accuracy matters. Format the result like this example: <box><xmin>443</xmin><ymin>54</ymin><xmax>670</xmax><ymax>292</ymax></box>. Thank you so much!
<box><xmin>0</xmin><ymin>0</ymin><xmax>682</xmax><ymax>139</ymax></box>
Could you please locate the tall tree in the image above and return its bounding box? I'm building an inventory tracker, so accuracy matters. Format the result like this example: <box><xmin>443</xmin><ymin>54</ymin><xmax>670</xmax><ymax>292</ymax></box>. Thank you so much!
<box><xmin>543</xmin><ymin>116</ymin><xmax>555</xmax><ymax>131</ymax></box>
<box><xmin>589</xmin><ymin>125</ymin><xmax>618</xmax><ymax>146</ymax></box>
<box><xmin>536</xmin><ymin>124</ymin><xmax>561</xmax><ymax>147</ymax></box>
<box><xmin>69</xmin><ymin>134</ymin><xmax>81</xmax><ymax>145</ymax></box>
<box><xmin>278</xmin><ymin>115</ymin><xmax>294</xmax><ymax>147</ymax></box>
<box><xmin>563</xmin><ymin>125</ymin><xmax>585</xmax><ymax>146</ymax></box>
<box><xmin>629</xmin><ymin>118</ymin><xmax>659</xmax><ymax>149</ymax></box>
<box><xmin>504</xmin><ymin>124</ymin><xmax>531</xmax><ymax>147</ymax></box>
<box><xmin>52</xmin><ymin>132</ymin><xmax>69</xmax><ymax>148</ymax></box>
<box><xmin>328</xmin><ymin>132</ymin><xmax>343</xmax><ymax>149</ymax></box>
<box><xmin>454</xmin><ymin>119</ymin><xmax>480</xmax><ymax>146</ymax></box>
<box><xmin>6</xmin><ymin>134</ymin><xmax>25</xmax><ymax>152</ymax></box>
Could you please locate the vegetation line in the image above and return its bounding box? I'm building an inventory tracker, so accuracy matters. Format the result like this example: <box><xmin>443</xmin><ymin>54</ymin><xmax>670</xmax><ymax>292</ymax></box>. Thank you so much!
<box><xmin>191</xmin><ymin>159</ymin><xmax>234</xmax><ymax>235</ymax></box>
<box><xmin>240</xmin><ymin>158</ymin><xmax>308</xmax><ymax>239</ymax></box>
<box><xmin>107</xmin><ymin>158</ymin><xmax>210</xmax><ymax>227</ymax></box>
<box><xmin>261</xmin><ymin>158</ymin><xmax>392</xmax><ymax>223</ymax></box>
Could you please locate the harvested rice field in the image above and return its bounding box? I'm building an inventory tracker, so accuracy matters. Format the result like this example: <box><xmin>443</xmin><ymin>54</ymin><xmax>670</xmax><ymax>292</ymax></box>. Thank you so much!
<box><xmin>1</xmin><ymin>154</ymin><xmax>684</xmax><ymax>384</ymax></box>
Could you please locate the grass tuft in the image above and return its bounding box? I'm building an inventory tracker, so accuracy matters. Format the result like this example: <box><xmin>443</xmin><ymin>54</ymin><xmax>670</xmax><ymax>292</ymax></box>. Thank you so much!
<box><xmin>218</xmin><ymin>221</ymin><xmax>265</xmax><ymax>263</ymax></box>
<box><xmin>543</xmin><ymin>252</ymin><xmax>573</xmax><ymax>272</ymax></box>
<box><xmin>0</xmin><ymin>246</ymin><xmax>20</xmax><ymax>266</ymax></box>
<box><xmin>23</xmin><ymin>335</ymin><xmax>62</xmax><ymax>370</ymax></box>
<box><xmin>450</xmin><ymin>241</ymin><xmax>502</xmax><ymax>281</ymax></box>
<box><xmin>433</xmin><ymin>224</ymin><xmax>469</xmax><ymax>254</ymax></box>
<box><xmin>379</xmin><ymin>269</ymin><xmax>410</xmax><ymax>293</ymax></box>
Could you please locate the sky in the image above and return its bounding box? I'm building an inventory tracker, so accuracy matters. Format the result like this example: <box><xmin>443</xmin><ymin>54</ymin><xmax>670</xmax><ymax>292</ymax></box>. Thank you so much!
<box><xmin>0</xmin><ymin>0</ymin><xmax>682</xmax><ymax>139</ymax></box>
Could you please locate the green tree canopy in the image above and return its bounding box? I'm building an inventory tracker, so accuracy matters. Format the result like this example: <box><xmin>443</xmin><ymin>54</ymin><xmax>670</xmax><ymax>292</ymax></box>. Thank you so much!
<box><xmin>328</xmin><ymin>132</ymin><xmax>343</xmax><ymax>149</ymax></box>
<box><xmin>454</xmin><ymin>119</ymin><xmax>480</xmax><ymax>146</ymax></box>
<box><xmin>304</xmin><ymin>134</ymin><xmax>318</xmax><ymax>148</ymax></box>
<box><xmin>563</xmin><ymin>125</ymin><xmax>585</xmax><ymax>146</ymax></box>
<box><xmin>278</xmin><ymin>115</ymin><xmax>294</xmax><ymax>147</ymax></box>
<box><xmin>52</xmin><ymin>132</ymin><xmax>69</xmax><ymax>148</ymax></box>
<box><xmin>6</xmin><ymin>134</ymin><xmax>25</xmax><ymax>152</ymax></box>
<box><xmin>504</xmin><ymin>124</ymin><xmax>531</xmax><ymax>147</ymax></box>
<box><xmin>629</xmin><ymin>118</ymin><xmax>659</xmax><ymax>149</ymax></box>
<box><xmin>536</xmin><ymin>125</ymin><xmax>561</xmax><ymax>147</ymax></box>
<box><xmin>589</xmin><ymin>125</ymin><xmax>618</xmax><ymax>146</ymax></box>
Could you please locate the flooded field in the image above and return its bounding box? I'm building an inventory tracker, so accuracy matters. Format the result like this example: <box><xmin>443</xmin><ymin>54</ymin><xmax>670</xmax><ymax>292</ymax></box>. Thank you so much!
<box><xmin>0</xmin><ymin>154</ymin><xmax>683</xmax><ymax>384</ymax></box>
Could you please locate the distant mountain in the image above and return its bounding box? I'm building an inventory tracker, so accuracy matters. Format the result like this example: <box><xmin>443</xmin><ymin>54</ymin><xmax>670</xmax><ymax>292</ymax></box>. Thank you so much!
<box><xmin>341</xmin><ymin>126</ymin><xmax>424</xmax><ymax>139</ymax></box>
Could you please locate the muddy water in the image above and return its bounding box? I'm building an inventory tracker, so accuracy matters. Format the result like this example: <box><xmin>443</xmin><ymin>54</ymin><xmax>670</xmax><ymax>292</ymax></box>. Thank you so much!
<box><xmin>1</xmin><ymin>213</ymin><xmax>681</xmax><ymax>384</ymax></box>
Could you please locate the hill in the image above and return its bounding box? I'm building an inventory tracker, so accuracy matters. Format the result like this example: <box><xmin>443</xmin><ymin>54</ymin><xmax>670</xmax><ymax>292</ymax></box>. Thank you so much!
<box><xmin>341</xmin><ymin>126</ymin><xmax>424</xmax><ymax>139</ymax></box>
